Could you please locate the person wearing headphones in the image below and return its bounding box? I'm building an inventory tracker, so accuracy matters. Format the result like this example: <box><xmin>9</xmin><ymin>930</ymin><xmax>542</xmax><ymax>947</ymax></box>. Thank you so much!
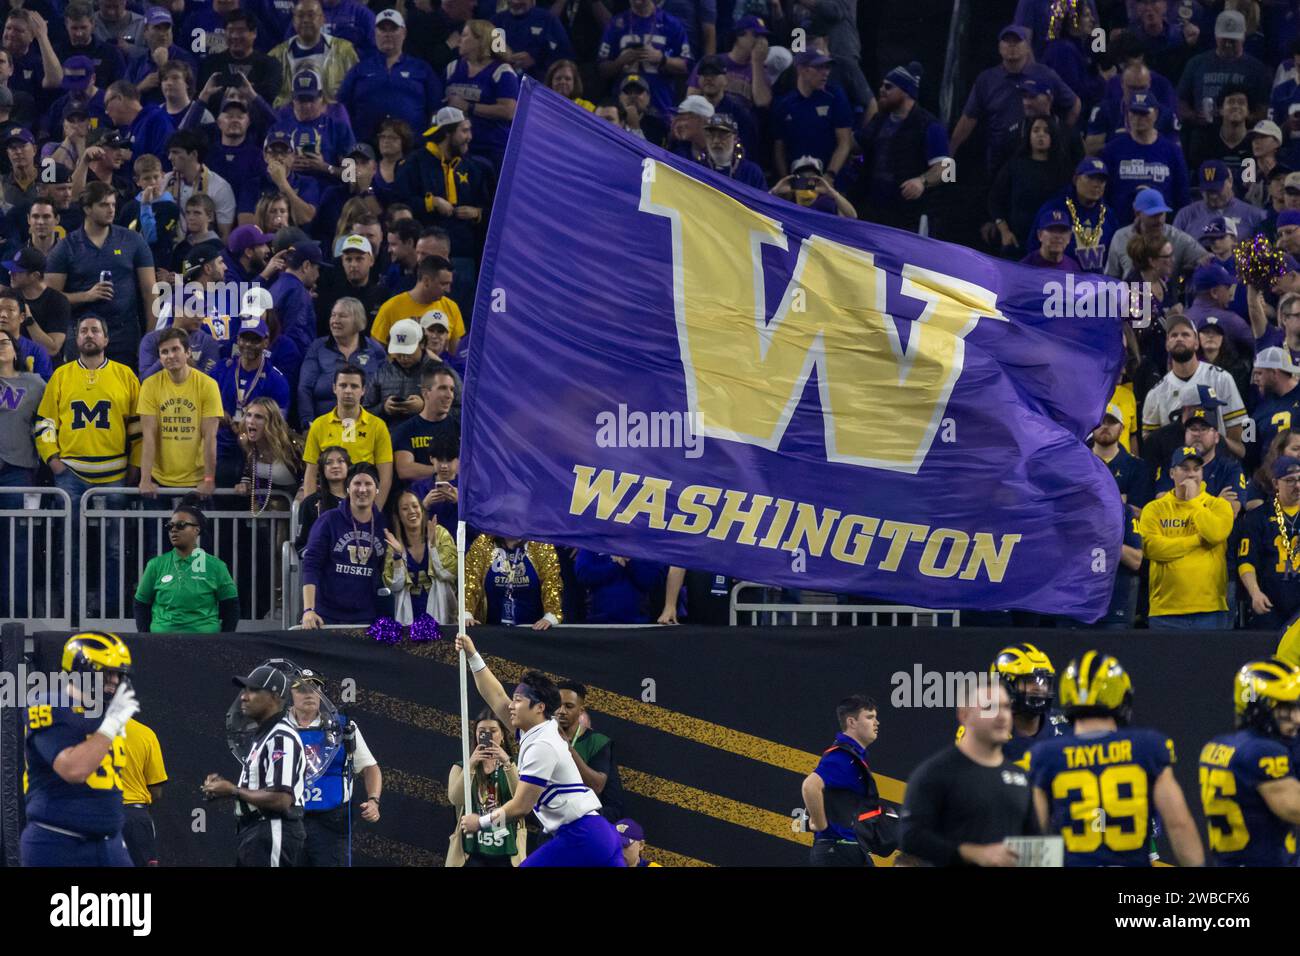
<box><xmin>133</xmin><ymin>496</ymin><xmax>240</xmax><ymax>632</ymax></box>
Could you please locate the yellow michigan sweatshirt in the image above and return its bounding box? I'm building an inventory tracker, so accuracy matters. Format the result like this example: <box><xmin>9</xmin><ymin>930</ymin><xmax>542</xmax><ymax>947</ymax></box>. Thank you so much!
<box><xmin>1138</xmin><ymin>488</ymin><xmax>1235</xmax><ymax>616</ymax></box>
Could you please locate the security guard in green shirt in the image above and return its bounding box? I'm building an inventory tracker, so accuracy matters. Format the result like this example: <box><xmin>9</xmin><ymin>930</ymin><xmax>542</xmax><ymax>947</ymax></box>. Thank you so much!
<box><xmin>134</xmin><ymin>499</ymin><xmax>240</xmax><ymax>632</ymax></box>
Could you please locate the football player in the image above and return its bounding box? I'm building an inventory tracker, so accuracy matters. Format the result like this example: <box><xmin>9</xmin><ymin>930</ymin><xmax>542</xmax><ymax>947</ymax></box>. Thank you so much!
<box><xmin>21</xmin><ymin>632</ymin><xmax>141</xmax><ymax>866</ymax></box>
<box><xmin>957</xmin><ymin>643</ymin><xmax>1068</xmax><ymax>769</ymax></box>
<box><xmin>1028</xmin><ymin>650</ymin><xmax>1203</xmax><ymax>867</ymax></box>
<box><xmin>1199</xmin><ymin>658</ymin><xmax>1300</xmax><ymax>866</ymax></box>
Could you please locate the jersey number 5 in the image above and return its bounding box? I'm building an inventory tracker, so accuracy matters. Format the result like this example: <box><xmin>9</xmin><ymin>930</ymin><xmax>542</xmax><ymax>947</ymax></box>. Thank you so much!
<box><xmin>1199</xmin><ymin>767</ymin><xmax>1249</xmax><ymax>853</ymax></box>
<box><xmin>86</xmin><ymin>736</ymin><xmax>127</xmax><ymax>792</ymax></box>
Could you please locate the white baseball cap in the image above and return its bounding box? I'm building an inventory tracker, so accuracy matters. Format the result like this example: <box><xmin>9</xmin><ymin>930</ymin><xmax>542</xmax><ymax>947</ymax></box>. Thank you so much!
<box><xmin>1251</xmin><ymin>120</ymin><xmax>1284</xmax><ymax>144</ymax></box>
<box><xmin>242</xmin><ymin>285</ymin><xmax>274</xmax><ymax>319</ymax></box>
<box><xmin>1256</xmin><ymin>346</ymin><xmax>1300</xmax><ymax>375</ymax></box>
<box><xmin>432</xmin><ymin>106</ymin><xmax>465</xmax><ymax>129</ymax></box>
<box><xmin>388</xmin><ymin>318</ymin><xmax>424</xmax><ymax>355</ymax></box>
<box><xmin>420</xmin><ymin>308</ymin><xmax>450</xmax><ymax>331</ymax></box>
<box><xmin>340</xmin><ymin>234</ymin><xmax>373</xmax><ymax>256</ymax></box>
<box><xmin>675</xmin><ymin>95</ymin><xmax>714</xmax><ymax>119</ymax></box>
<box><xmin>1102</xmin><ymin>402</ymin><xmax>1125</xmax><ymax>427</ymax></box>
<box><xmin>376</xmin><ymin>8</ymin><xmax>405</xmax><ymax>28</ymax></box>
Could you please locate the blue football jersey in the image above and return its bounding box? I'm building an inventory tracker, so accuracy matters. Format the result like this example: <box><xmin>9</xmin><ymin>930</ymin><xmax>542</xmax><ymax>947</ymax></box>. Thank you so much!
<box><xmin>1200</xmin><ymin>729</ymin><xmax>1294</xmax><ymax>867</ymax></box>
<box><xmin>24</xmin><ymin>697</ymin><xmax>127</xmax><ymax>837</ymax></box>
<box><xmin>1003</xmin><ymin>709</ymin><xmax>1071</xmax><ymax>770</ymax></box>
<box><xmin>1029</xmin><ymin>726</ymin><xmax>1174</xmax><ymax>867</ymax></box>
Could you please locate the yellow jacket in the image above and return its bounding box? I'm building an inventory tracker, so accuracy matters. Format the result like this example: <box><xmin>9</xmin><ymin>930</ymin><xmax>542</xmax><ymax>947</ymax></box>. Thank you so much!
<box><xmin>1138</xmin><ymin>489</ymin><xmax>1235</xmax><ymax>616</ymax></box>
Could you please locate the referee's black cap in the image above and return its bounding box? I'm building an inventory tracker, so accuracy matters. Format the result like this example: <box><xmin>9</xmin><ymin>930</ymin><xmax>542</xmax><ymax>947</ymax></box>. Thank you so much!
<box><xmin>233</xmin><ymin>664</ymin><xmax>289</xmax><ymax>697</ymax></box>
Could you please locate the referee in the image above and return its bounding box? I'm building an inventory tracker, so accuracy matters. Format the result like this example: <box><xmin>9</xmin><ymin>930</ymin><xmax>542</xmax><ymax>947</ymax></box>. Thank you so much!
<box><xmin>202</xmin><ymin>665</ymin><xmax>307</xmax><ymax>867</ymax></box>
<box><xmin>898</xmin><ymin>682</ymin><xmax>1036</xmax><ymax>866</ymax></box>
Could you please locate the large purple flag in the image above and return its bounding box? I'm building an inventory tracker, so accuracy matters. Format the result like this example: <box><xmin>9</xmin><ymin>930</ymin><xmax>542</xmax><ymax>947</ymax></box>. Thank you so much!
<box><xmin>460</xmin><ymin>83</ymin><xmax>1126</xmax><ymax>620</ymax></box>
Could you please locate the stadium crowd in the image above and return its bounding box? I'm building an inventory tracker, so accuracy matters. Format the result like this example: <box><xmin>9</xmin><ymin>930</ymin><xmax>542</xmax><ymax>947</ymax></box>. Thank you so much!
<box><xmin>1</xmin><ymin>0</ymin><xmax>1300</xmax><ymax>631</ymax></box>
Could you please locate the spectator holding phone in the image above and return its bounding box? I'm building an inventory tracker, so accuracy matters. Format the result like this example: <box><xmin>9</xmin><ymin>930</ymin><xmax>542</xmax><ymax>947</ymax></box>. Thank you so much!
<box><xmin>447</xmin><ymin>710</ymin><xmax>525</xmax><ymax>867</ymax></box>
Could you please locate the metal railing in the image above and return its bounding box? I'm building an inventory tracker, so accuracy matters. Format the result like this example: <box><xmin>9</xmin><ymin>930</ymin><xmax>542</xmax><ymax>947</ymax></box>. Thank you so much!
<box><xmin>79</xmin><ymin>487</ymin><xmax>293</xmax><ymax>632</ymax></box>
<box><xmin>0</xmin><ymin>487</ymin><xmax>73</xmax><ymax>629</ymax></box>
<box><xmin>281</xmin><ymin>498</ymin><xmax>302</xmax><ymax>629</ymax></box>
<box><xmin>729</xmin><ymin>581</ymin><xmax>960</xmax><ymax>627</ymax></box>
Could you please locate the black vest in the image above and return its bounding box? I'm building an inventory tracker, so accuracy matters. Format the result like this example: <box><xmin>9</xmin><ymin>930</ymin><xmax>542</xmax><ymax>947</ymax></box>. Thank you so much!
<box><xmin>857</xmin><ymin>104</ymin><xmax>943</xmax><ymax>198</ymax></box>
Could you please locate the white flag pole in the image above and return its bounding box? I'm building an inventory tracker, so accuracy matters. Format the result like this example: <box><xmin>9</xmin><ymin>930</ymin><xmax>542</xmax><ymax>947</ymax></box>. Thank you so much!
<box><xmin>457</xmin><ymin>520</ymin><xmax>472</xmax><ymax>817</ymax></box>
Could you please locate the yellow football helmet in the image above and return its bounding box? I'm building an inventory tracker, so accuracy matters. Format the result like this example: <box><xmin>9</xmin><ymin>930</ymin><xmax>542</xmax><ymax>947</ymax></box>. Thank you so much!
<box><xmin>1234</xmin><ymin>658</ymin><xmax>1300</xmax><ymax>738</ymax></box>
<box><xmin>991</xmin><ymin>643</ymin><xmax>1055</xmax><ymax>716</ymax></box>
<box><xmin>1059</xmin><ymin>650</ymin><xmax>1132</xmax><ymax>726</ymax></box>
<box><xmin>61</xmin><ymin>631</ymin><xmax>132</xmax><ymax>675</ymax></box>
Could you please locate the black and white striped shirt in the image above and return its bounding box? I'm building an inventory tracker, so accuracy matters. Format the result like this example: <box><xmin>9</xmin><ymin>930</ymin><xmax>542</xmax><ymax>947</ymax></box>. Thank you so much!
<box><xmin>237</xmin><ymin>714</ymin><xmax>305</xmax><ymax>819</ymax></box>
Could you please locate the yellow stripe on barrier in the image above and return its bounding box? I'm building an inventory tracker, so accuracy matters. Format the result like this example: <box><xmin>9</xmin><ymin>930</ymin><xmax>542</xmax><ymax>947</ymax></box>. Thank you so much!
<box><xmin>621</xmin><ymin>767</ymin><xmax>813</xmax><ymax>848</ymax></box>
<box><xmin>409</xmin><ymin>642</ymin><xmax>911</xmax><ymax>803</ymax></box>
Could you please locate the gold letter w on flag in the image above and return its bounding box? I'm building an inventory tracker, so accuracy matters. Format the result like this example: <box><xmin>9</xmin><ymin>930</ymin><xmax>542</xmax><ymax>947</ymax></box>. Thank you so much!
<box><xmin>640</xmin><ymin>160</ymin><xmax>1006</xmax><ymax>474</ymax></box>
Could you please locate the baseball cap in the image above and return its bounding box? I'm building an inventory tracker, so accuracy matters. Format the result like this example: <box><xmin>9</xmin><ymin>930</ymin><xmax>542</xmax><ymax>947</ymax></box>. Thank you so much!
<box><xmin>227</xmin><ymin>224</ymin><xmax>273</xmax><ymax>255</ymax></box>
<box><xmin>1252</xmin><ymin>120</ymin><xmax>1284</xmax><ymax>144</ymax></box>
<box><xmin>4</xmin><ymin>128</ymin><xmax>34</xmax><ymax>147</ymax></box>
<box><xmin>1018</xmin><ymin>78</ymin><xmax>1052</xmax><ymax>98</ymax></box>
<box><xmin>1182</xmin><ymin>382</ymin><xmax>1227</xmax><ymax>410</ymax></box>
<box><xmin>1075</xmin><ymin>157</ymin><xmax>1108</xmax><ymax>178</ymax></box>
<box><xmin>430</xmin><ymin>105</ymin><xmax>465</xmax><ymax>129</ymax></box>
<box><xmin>420</xmin><ymin>308</ymin><xmax>450</xmax><ymax>331</ymax></box>
<box><xmin>146</xmin><ymin>7</ymin><xmax>172</xmax><ymax>26</ymax></box>
<box><xmin>1200</xmin><ymin>217</ymin><xmax>1235</xmax><ymax>241</ymax></box>
<box><xmin>1197</xmin><ymin>160</ymin><xmax>1231</xmax><ymax>190</ymax></box>
<box><xmin>348</xmin><ymin>142</ymin><xmax>376</xmax><ymax>162</ymax></box>
<box><xmin>619</xmin><ymin>74</ymin><xmax>648</xmax><ymax>92</ymax></box>
<box><xmin>614</xmin><ymin>818</ymin><xmax>645</xmax><ymax>846</ymax></box>
<box><xmin>1164</xmin><ymin>312</ymin><xmax>1197</xmax><ymax>336</ymax></box>
<box><xmin>1191</xmin><ymin>261</ymin><xmax>1235</xmax><ymax>292</ymax></box>
<box><xmin>1127</xmin><ymin>91</ymin><xmax>1157</xmax><ymax>113</ymax></box>
<box><xmin>790</xmin><ymin>154</ymin><xmax>825</xmax><ymax>175</ymax></box>
<box><xmin>1215</xmin><ymin>9</ymin><xmax>1246</xmax><ymax>40</ymax></box>
<box><xmin>87</xmin><ymin>126</ymin><xmax>131</xmax><ymax>149</ymax></box>
<box><xmin>676</xmin><ymin>95</ymin><xmax>714</xmax><ymax>119</ymax></box>
<box><xmin>1170</xmin><ymin>445</ymin><xmax>1205</xmax><ymax>469</ymax></box>
<box><xmin>794</xmin><ymin>51</ymin><xmax>833</xmax><ymax>68</ymax></box>
<box><xmin>1102</xmin><ymin>403</ymin><xmax>1125</xmax><ymax>427</ymax></box>
<box><xmin>292</xmin><ymin>69</ymin><xmax>322</xmax><ymax>100</ymax></box>
<box><xmin>220</xmin><ymin>93</ymin><xmax>249</xmax><ymax>113</ymax></box>
<box><xmin>734</xmin><ymin>14</ymin><xmax>769</xmax><ymax>35</ymax></box>
<box><xmin>1274</xmin><ymin>456</ymin><xmax>1300</xmax><ymax>479</ymax></box>
<box><xmin>2</xmin><ymin>245</ymin><xmax>45</xmax><ymax>274</ymax></box>
<box><xmin>1256</xmin><ymin>346</ymin><xmax>1300</xmax><ymax>374</ymax></box>
<box><xmin>1035</xmin><ymin>206</ymin><xmax>1071</xmax><ymax>231</ymax></box>
<box><xmin>232</xmin><ymin>664</ymin><xmax>288</xmax><ymax>697</ymax></box>
<box><xmin>705</xmin><ymin>112</ymin><xmax>738</xmax><ymax>133</ymax></box>
<box><xmin>236</xmin><ymin>315</ymin><xmax>269</xmax><ymax>339</ymax></box>
<box><xmin>1279</xmin><ymin>209</ymin><xmax>1300</xmax><ymax>228</ymax></box>
<box><xmin>375</xmin><ymin>8</ymin><xmax>405</xmax><ymax>28</ymax></box>
<box><xmin>293</xmin><ymin>668</ymin><xmax>326</xmax><ymax>688</ymax></box>
<box><xmin>696</xmin><ymin>54</ymin><xmax>728</xmax><ymax>76</ymax></box>
<box><xmin>999</xmin><ymin>24</ymin><xmax>1029</xmax><ymax>42</ymax></box>
<box><xmin>62</xmin><ymin>56</ymin><xmax>95</xmax><ymax>91</ymax></box>
<box><xmin>285</xmin><ymin>240</ymin><xmax>328</xmax><ymax>268</ymax></box>
<box><xmin>1132</xmin><ymin>189</ymin><xmax>1172</xmax><ymax>216</ymax></box>
<box><xmin>263</xmin><ymin>128</ymin><xmax>294</xmax><ymax>151</ymax></box>
<box><xmin>183</xmin><ymin>242</ymin><xmax>222</xmax><ymax>277</ymax></box>
<box><xmin>388</xmin><ymin>318</ymin><xmax>424</xmax><ymax>355</ymax></box>
<box><xmin>242</xmin><ymin>286</ymin><xmax>274</xmax><ymax>320</ymax></box>
<box><xmin>1285</xmin><ymin>172</ymin><xmax>1300</xmax><ymax>194</ymax></box>
<box><xmin>339</xmin><ymin>234</ymin><xmax>374</xmax><ymax>256</ymax></box>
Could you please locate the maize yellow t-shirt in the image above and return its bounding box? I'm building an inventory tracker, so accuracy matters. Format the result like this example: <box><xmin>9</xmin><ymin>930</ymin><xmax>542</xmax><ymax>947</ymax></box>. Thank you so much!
<box><xmin>137</xmin><ymin>368</ymin><xmax>223</xmax><ymax>486</ymax></box>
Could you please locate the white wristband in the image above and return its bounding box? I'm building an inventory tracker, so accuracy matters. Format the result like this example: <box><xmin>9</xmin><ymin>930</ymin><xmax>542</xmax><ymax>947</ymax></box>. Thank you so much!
<box><xmin>468</xmin><ymin>653</ymin><xmax>486</xmax><ymax>673</ymax></box>
<box><xmin>479</xmin><ymin>812</ymin><xmax>497</xmax><ymax>831</ymax></box>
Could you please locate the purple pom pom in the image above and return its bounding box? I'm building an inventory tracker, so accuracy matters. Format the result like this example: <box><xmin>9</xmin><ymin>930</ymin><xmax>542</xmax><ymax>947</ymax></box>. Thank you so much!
<box><xmin>367</xmin><ymin>616</ymin><xmax>403</xmax><ymax>644</ymax></box>
<box><xmin>410</xmin><ymin>614</ymin><xmax>442</xmax><ymax>642</ymax></box>
<box><xmin>1235</xmin><ymin>235</ymin><xmax>1287</xmax><ymax>291</ymax></box>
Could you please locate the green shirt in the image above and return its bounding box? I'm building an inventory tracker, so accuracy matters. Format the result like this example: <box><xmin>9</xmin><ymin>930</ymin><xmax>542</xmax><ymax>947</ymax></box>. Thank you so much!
<box><xmin>457</xmin><ymin>762</ymin><xmax>518</xmax><ymax>858</ymax></box>
<box><xmin>134</xmin><ymin>548</ymin><xmax>237</xmax><ymax>632</ymax></box>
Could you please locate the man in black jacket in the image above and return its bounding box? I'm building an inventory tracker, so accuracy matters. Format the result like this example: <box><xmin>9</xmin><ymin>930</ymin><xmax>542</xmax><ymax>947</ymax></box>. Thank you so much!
<box><xmin>853</xmin><ymin>62</ymin><xmax>951</xmax><ymax>233</ymax></box>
